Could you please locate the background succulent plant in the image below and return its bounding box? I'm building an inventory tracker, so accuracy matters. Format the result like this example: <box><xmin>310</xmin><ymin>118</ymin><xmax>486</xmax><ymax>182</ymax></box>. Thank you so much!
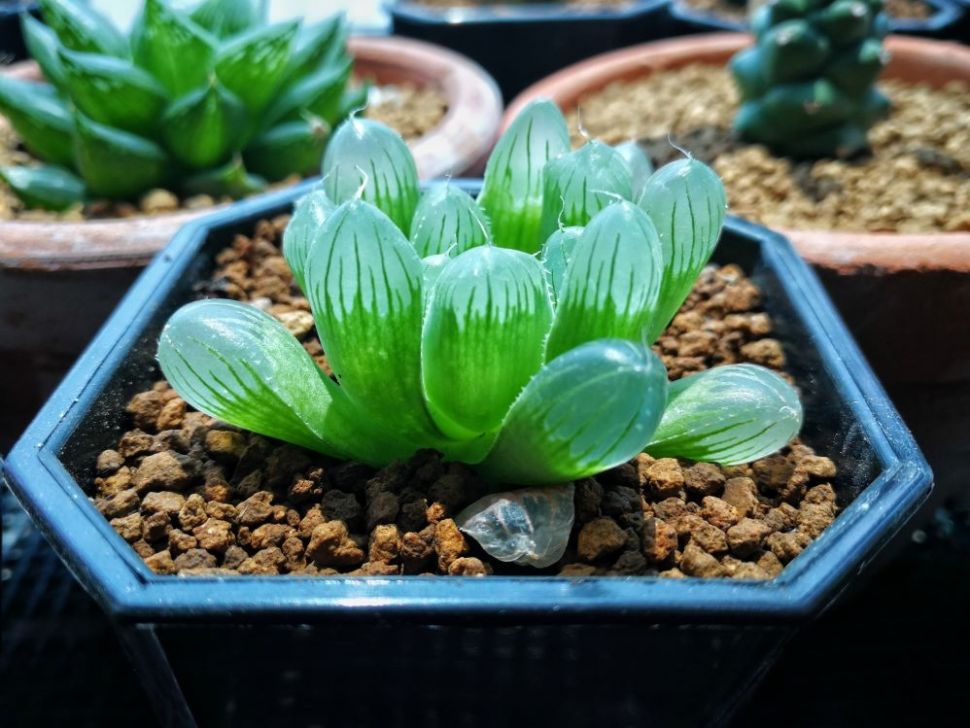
<box><xmin>158</xmin><ymin>103</ymin><xmax>804</xmax><ymax>565</ymax></box>
<box><xmin>0</xmin><ymin>0</ymin><xmax>360</xmax><ymax>210</ymax></box>
<box><xmin>731</xmin><ymin>0</ymin><xmax>891</xmax><ymax>158</ymax></box>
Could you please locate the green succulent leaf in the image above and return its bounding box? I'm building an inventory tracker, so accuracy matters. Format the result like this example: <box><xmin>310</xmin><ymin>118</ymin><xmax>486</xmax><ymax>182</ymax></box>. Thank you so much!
<box><xmin>422</xmin><ymin>246</ymin><xmax>554</xmax><ymax>440</ymax></box>
<box><xmin>545</xmin><ymin>201</ymin><xmax>664</xmax><ymax>361</ymax></box>
<box><xmin>58</xmin><ymin>48</ymin><xmax>169</xmax><ymax>134</ymax></box>
<box><xmin>539</xmin><ymin>226</ymin><xmax>583</xmax><ymax>305</ymax></box>
<box><xmin>73</xmin><ymin>112</ymin><xmax>169</xmax><ymax>198</ymax></box>
<box><xmin>0</xmin><ymin>78</ymin><xmax>74</xmax><ymax>166</ymax></box>
<box><xmin>131</xmin><ymin>0</ymin><xmax>216</xmax><ymax>97</ymax></box>
<box><xmin>284</xmin><ymin>14</ymin><xmax>348</xmax><ymax>85</ymax></box>
<box><xmin>281</xmin><ymin>185</ymin><xmax>334</xmax><ymax>293</ymax></box>
<box><xmin>0</xmin><ymin>164</ymin><xmax>85</xmax><ymax>211</ymax></box>
<box><xmin>39</xmin><ymin>0</ymin><xmax>128</xmax><ymax>57</ymax></box>
<box><xmin>539</xmin><ymin>139</ymin><xmax>633</xmax><ymax>241</ymax></box>
<box><xmin>161</xmin><ymin>82</ymin><xmax>247</xmax><ymax>169</ymax></box>
<box><xmin>646</xmin><ymin>364</ymin><xmax>803</xmax><ymax>465</ymax></box>
<box><xmin>244</xmin><ymin>116</ymin><xmax>330</xmax><ymax>182</ymax></box>
<box><xmin>409</xmin><ymin>182</ymin><xmax>492</xmax><ymax>257</ymax></box>
<box><xmin>21</xmin><ymin>14</ymin><xmax>66</xmax><ymax>86</ymax></box>
<box><xmin>420</xmin><ymin>253</ymin><xmax>450</xmax><ymax>300</ymax></box>
<box><xmin>636</xmin><ymin>158</ymin><xmax>727</xmax><ymax>342</ymax></box>
<box><xmin>191</xmin><ymin>0</ymin><xmax>268</xmax><ymax>38</ymax></box>
<box><xmin>321</xmin><ymin>118</ymin><xmax>420</xmax><ymax>232</ymax></box>
<box><xmin>303</xmin><ymin>199</ymin><xmax>444</xmax><ymax>445</ymax></box>
<box><xmin>272</xmin><ymin>57</ymin><xmax>353</xmax><ymax>127</ymax></box>
<box><xmin>478</xmin><ymin>339</ymin><xmax>668</xmax><ymax>485</ymax></box>
<box><xmin>181</xmin><ymin>156</ymin><xmax>266</xmax><ymax>198</ymax></box>
<box><xmin>214</xmin><ymin>20</ymin><xmax>299</xmax><ymax>114</ymax></box>
<box><xmin>478</xmin><ymin>99</ymin><xmax>570</xmax><ymax>252</ymax></box>
<box><xmin>614</xmin><ymin>140</ymin><xmax>654</xmax><ymax>200</ymax></box>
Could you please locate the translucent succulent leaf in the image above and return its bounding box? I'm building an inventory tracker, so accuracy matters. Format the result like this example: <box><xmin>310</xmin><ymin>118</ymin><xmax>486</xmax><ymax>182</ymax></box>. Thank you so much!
<box><xmin>73</xmin><ymin>112</ymin><xmax>168</xmax><ymax>198</ymax></box>
<box><xmin>39</xmin><ymin>0</ymin><xmax>128</xmax><ymax>57</ymax></box>
<box><xmin>422</xmin><ymin>246</ymin><xmax>554</xmax><ymax>439</ymax></box>
<box><xmin>637</xmin><ymin>158</ymin><xmax>727</xmax><ymax>342</ymax></box>
<box><xmin>0</xmin><ymin>78</ymin><xmax>74</xmax><ymax>166</ymax></box>
<box><xmin>214</xmin><ymin>20</ymin><xmax>299</xmax><ymax>113</ymax></box>
<box><xmin>21</xmin><ymin>14</ymin><xmax>66</xmax><ymax>86</ymax></box>
<box><xmin>614</xmin><ymin>140</ymin><xmax>654</xmax><ymax>200</ymax></box>
<box><xmin>409</xmin><ymin>182</ymin><xmax>491</xmax><ymax>257</ymax></box>
<box><xmin>272</xmin><ymin>58</ymin><xmax>352</xmax><ymax>127</ymax></box>
<box><xmin>538</xmin><ymin>139</ymin><xmax>633</xmax><ymax>241</ymax></box>
<box><xmin>478</xmin><ymin>99</ymin><xmax>570</xmax><ymax>252</ymax></box>
<box><xmin>284</xmin><ymin>14</ymin><xmax>348</xmax><ymax>85</ymax></box>
<box><xmin>0</xmin><ymin>164</ymin><xmax>85</xmax><ymax>211</ymax></box>
<box><xmin>131</xmin><ymin>0</ymin><xmax>216</xmax><ymax>97</ymax></box>
<box><xmin>479</xmin><ymin>339</ymin><xmax>668</xmax><ymax>485</ymax></box>
<box><xmin>539</xmin><ymin>226</ymin><xmax>583</xmax><ymax>305</ymax></box>
<box><xmin>304</xmin><ymin>199</ymin><xmax>444</xmax><ymax>445</ymax></box>
<box><xmin>420</xmin><ymin>253</ymin><xmax>450</xmax><ymax>301</ymax></box>
<box><xmin>281</xmin><ymin>185</ymin><xmax>334</xmax><ymax>294</ymax></box>
<box><xmin>321</xmin><ymin>118</ymin><xmax>420</xmax><ymax>233</ymax></box>
<box><xmin>58</xmin><ymin>49</ymin><xmax>168</xmax><ymax>133</ymax></box>
<box><xmin>646</xmin><ymin>364</ymin><xmax>803</xmax><ymax>466</ymax></box>
<box><xmin>456</xmin><ymin>485</ymin><xmax>575</xmax><ymax>568</ymax></box>
<box><xmin>191</xmin><ymin>0</ymin><xmax>267</xmax><ymax>38</ymax></box>
<box><xmin>157</xmin><ymin>299</ymin><xmax>411</xmax><ymax>465</ymax></box>
<box><xmin>244</xmin><ymin>117</ymin><xmax>330</xmax><ymax>182</ymax></box>
<box><xmin>545</xmin><ymin>201</ymin><xmax>663</xmax><ymax>361</ymax></box>
<box><xmin>161</xmin><ymin>82</ymin><xmax>247</xmax><ymax>169</ymax></box>
<box><xmin>181</xmin><ymin>156</ymin><xmax>266</xmax><ymax>198</ymax></box>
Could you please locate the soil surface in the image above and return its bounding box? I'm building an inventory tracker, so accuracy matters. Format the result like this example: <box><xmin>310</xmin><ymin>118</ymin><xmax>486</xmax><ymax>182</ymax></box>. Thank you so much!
<box><xmin>0</xmin><ymin>85</ymin><xmax>448</xmax><ymax>222</ymax></box>
<box><xmin>677</xmin><ymin>0</ymin><xmax>933</xmax><ymax>23</ymax></box>
<box><xmin>569</xmin><ymin>65</ymin><xmax>970</xmax><ymax>233</ymax></box>
<box><xmin>92</xmin><ymin>216</ymin><xmax>840</xmax><ymax>579</ymax></box>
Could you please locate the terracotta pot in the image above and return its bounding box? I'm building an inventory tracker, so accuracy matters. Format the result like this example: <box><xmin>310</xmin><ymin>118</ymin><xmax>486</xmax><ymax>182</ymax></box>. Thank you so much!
<box><xmin>506</xmin><ymin>33</ymin><xmax>970</xmax><ymax>508</ymax></box>
<box><xmin>0</xmin><ymin>34</ymin><xmax>501</xmax><ymax>451</ymax></box>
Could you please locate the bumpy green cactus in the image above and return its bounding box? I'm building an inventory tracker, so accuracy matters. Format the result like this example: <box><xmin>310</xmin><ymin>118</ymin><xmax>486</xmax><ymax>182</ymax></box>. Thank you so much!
<box><xmin>0</xmin><ymin>0</ymin><xmax>361</xmax><ymax>210</ymax></box>
<box><xmin>731</xmin><ymin>0</ymin><xmax>892</xmax><ymax>158</ymax></box>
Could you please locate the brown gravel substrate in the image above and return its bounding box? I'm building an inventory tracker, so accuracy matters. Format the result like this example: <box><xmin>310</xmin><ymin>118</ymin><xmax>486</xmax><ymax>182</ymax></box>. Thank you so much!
<box><xmin>91</xmin><ymin>216</ymin><xmax>839</xmax><ymax>579</ymax></box>
<box><xmin>0</xmin><ymin>85</ymin><xmax>448</xmax><ymax>222</ymax></box>
<box><xmin>568</xmin><ymin>66</ymin><xmax>970</xmax><ymax>234</ymax></box>
<box><xmin>677</xmin><ymin>0</ymin><xmax>933</xmax><ymax>23</ymax></box>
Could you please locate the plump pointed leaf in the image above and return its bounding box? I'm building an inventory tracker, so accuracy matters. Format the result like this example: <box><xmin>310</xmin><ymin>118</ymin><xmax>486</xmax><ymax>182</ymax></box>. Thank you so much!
<box><xmin>478</xmin><ymin>99</ymin><xmax>570</xmax><ymax>252</ymax></box>
<box><xmin>304</xmin><ymin>199</ymin><xmax>444</xmax><ymax>445</ymax></box>
<box><xmin>58</xmin><ymin>48</ymin><xmax>168</xmax><ymax>133</ymax></box>
<box><xmin>131</xmin><ymin>0</ymin><xmax>216</xmax><ymax>97</ymax></box>
<box><xmin>409</xmin><ymin>182</ymin><xmax>491</xmax><ymax>257</ymax></box>
<box><xmin>637</xmin><ymin>158</ymin><xmax>727</xmax><ymax>341</ymax></box>
<box><xmin>281</xmin><ymin>185</ymin><xmax>334</xmax><ymax>293</ymax></box>
<box><xmin>21</xmin><ymin>14</ymin><xmax>66</xmax><ymax>86</ymax></box>
<box><xmin>39</xmin><ymin>0</ymin><xmax>128</xmax><ymax>57</ymax></box>
<box><xmin>0</xmin><ymin>78</ymin><xmax>73</xmax><ymax>166</ymax></box>
<box><xmin>646</xmin><ymin>364</ymin><xmax>803</xmax><ymax>465</ymax></box>
<box><xmin>538</xmin><ymin>139</ymin><xmax>632</xmax><ymax>241</ymax></box>
<box><xmin>457</xmin><ymin>485</ymin><xmax>575</xmax><ymax>568</ymax></box>
<box><xmin>478</xmin><ymin>339</ymin><xmax>668</xmax><ymax>485</ymax></box>
<box><xmin>73</xmin><ymin>113</ymin><xmax>169</xmax><ymax>198</ymax></box>
<box><xmin>422</xmin><ymin>246</ymin><xmax>554</xmax><ymax>439</ymax></box>
<box><xmin>0</xmin><ymin>164</ymin><xmax>85</xmax><ymax>211</ymax></box>
<box><xmin>272</xmin><ymin>58</ymin><xmax>352</xmax><ymax>126</ymax></box>
<box><xmin>181</xmin><ymin>156</ymin><xmax>266</xmax><ymax>198</ymax></box>
<box><xmin>539</xmin><ymin>226</ymin><xmax>582</xmax><ymax>304</ymax></box>
<box><xmin>244</xmin><ymin>116</ymin><xmax>329</xmax><ymax>181</ymax></box>
<box><xmin>545</xmin><ymin>201</ymin><xmax>664</xmax><ymax>361</ymax></box>
<box><xmin>420</xmin><ymin>253</ymin><xmax>450</xmax><ymax>301</ymax></box>
<box><xmin>321</xmin><ymin>118</ymin><xmax>420</xmax><ymax>232</ymax></box>
<box><xmin>284</xmin><ymin>14</ymin><xmax>348</xmax><ymax>85</ymax></box>
<box><xmin>191</xmin><ymin>0</ymin><xmax>267</xmax><ymax>38</ymax></box>
<box><xmin>215</xmin><ymin>20</ymin><xmax>298</xmax><ymax>113</ymax></box>
<box><xmin>615</xmin><ymin>140</ymin><xmax>653</xmax><ymax>200</ymax></box>
<box><xmin>161</xmin><ymin>82</ymin><xmax>247</xmax><ymax>168</ymax></box>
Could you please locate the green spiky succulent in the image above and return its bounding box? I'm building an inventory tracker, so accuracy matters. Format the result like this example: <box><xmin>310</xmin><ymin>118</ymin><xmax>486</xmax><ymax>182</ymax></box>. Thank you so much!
<box><xmin>731</xmin><ymin>0</ymin><xmax>891</xmax><ymax>158</ymax></box>
<box><xmin>159</xmin><ymin>101</ymin><xmax>803</xmax><ymax>494</ymax></box>
<box><xmin>0</xmin><ymin>0</ymin><xmax>362</xmax><ymax>210</ymax></box>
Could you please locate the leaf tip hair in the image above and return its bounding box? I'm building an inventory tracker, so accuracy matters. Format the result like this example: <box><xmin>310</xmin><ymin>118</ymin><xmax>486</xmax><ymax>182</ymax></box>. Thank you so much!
<box><xmin>666</xmin><ymin>133</ymin><xmax>693</xmax><ymax>161</ymax></box>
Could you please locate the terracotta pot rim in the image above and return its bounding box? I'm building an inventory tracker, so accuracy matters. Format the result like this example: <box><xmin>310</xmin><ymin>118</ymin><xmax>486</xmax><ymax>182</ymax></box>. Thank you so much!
<box><xmin>504</xmin><ymin>32</ymin><xmax>970</xmax><ymax>274</ymax></box>
<box><xmin>0</xmin><ymin>35</ymin><xmax>502</xmax><ymax>272</ymax></box>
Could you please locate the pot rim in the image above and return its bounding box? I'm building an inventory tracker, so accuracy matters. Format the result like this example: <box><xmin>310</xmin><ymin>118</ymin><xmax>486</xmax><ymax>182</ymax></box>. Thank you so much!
<box><xmin>504</xmin><ymin>32</ymin><xmax>970</xmax><ymax>274</ymax></box>
<box><xmin>2</xmin><ymin>179</ymin><xmax>932</xmax><ymax>625</ymax></box>
<box><xmin>0</xmin><ymin>34</ymin><xmax>502</xmax><ymax>272</ymax></box>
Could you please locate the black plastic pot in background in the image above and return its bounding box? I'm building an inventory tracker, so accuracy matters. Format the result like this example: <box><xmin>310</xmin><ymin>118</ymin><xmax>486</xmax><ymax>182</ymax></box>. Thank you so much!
<box><xmin>388</xmin><ymin>0</ymin><xmax>670</xmax><ymax>101</ymax></box>
<box><xmin>0</xmin><ymin>2</ymin><xmax>36</xmax><ymax>62</ymax></box>
<box><xmin>3</xmin><ymin>181</ymin><xmax>932</xmax><ymax>727</ymax></box>
<box><xmin>665</xmin><ymin>0</ymin><xmax>966</xmax><ymax>40</ymax></box>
